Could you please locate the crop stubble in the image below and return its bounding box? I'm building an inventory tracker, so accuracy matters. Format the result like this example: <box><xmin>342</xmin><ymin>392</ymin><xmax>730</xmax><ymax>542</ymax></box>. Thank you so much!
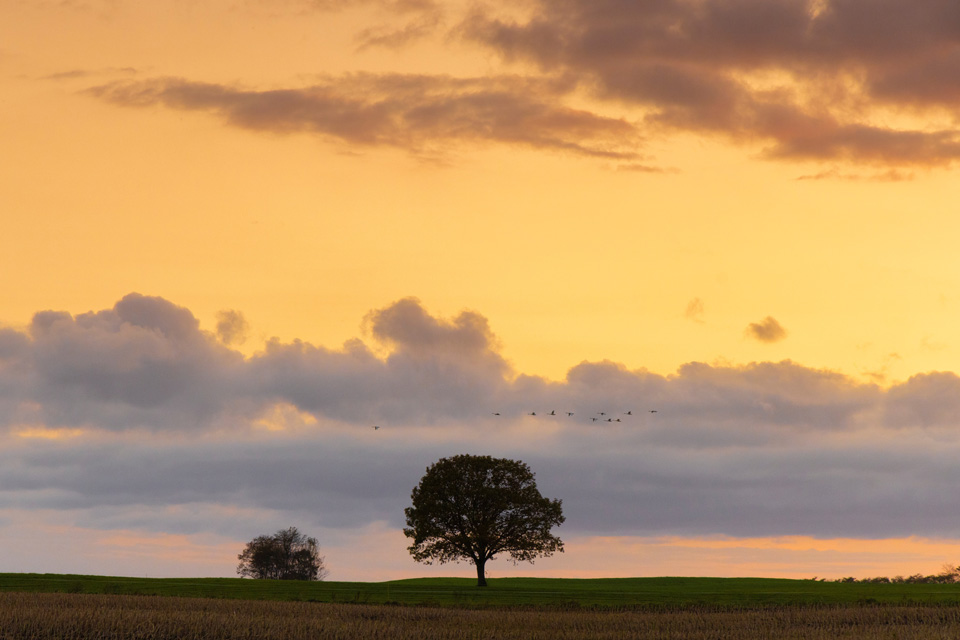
<box><xmin>4</xmin><ymin>592</ymin><xmax>960</xmax><ymax>639</ymax></box>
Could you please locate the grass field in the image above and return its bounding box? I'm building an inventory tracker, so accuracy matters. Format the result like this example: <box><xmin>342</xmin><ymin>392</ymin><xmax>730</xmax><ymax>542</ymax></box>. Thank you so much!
<box><xmin>5</xmin><ymin>573</ymin><xmax>960</xmax><ymax>608</ymax></box>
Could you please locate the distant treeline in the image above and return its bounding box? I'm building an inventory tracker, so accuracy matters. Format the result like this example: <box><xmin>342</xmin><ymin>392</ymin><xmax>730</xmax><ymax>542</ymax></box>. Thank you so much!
<box><xmin>829</xmin><ymin>565</ymin><xmax>960</xmax><ymax>584</ymax></box>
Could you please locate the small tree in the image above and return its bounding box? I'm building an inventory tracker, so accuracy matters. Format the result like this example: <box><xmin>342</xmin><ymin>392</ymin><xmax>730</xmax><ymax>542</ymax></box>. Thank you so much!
<box><xmin>404</xmin><ymin>454</ymin><xmax>564</xmax><ymax>586</ymax></box>
<box><xmin>237</xmin><ymin>526</ymin><xmax>328</xmax><ymax>580</ymax></box>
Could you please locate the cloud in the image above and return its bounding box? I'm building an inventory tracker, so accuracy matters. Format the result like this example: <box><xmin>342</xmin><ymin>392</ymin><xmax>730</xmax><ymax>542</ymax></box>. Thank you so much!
<box><xmin>353</xmin><ymin>9</ymin><xmax>444</xmax><ymax>50</ymax></box>
<box><xmin>354</xmin><ymin>17</ymin><xmax>439</xmax><ymax>50</ymax></box>
<box><xmin>215</xmin><ymin>309</ymin><xmax>249</xmax><ymax>347</ymax></box>
<box><xmin>0</xmin><ymin>293</ymin><xmax>913</xmax><ymax>440</ymax></box>
<box><xmin>746</xmin><ymin>316</ymin><xmax>787</xmax><ymax>343</ymax></box>
<box><xmin>883</xmin><ymin>372</ymin><xmax>960</xmax><ymax>429</ymax></box>
<box><xmin>76</xmin><ymin>1</ymin><xmax>960</xmax><ymax>169</ymax></box>
<box><xmin>28</xmin><ymin>0</ymin><xmax>119</xmax><ymax>15</ymax></box>
<box><xmin>86</xmin><ymin>74</ymin><xmax>641</xmax><ymax>161</ymax></box>
<box><xmin>23</xmin><ymin>293</ymin><xmax>243</xmax><ymax>428</ymax></box>
<box><xmin>461</xmin><ymin>0</ymin><xmax>960</xmax><ymax>168</ymax></box>
<box><xmin>41</xmin><ymin>67</ymin><xmax>138</xmax><ymax>81</ymax></box>
<box><xmin>685</xmin><ymin>298</ymin><xmax>705</xmax><ymax>323</ymax></box>
<box><xmin>273</xmin><ymin>0</ymin><xmax>439</xmax><ymax>14</ymax></box>
<box><xmin>795</xmin><ymin>168</ymin><xmax>916</xmax><ymax>181</ymax></box>
<box><xmin>614</xmin><ymin>162</ymin><xmax>677</xmax><ymax>173</ymax></box>
<box><xmin>263</xmin><ymin>0</ymin><xmax>445</xmax><ymax>48</ymax></box>
<box><xmin>365</xmin><ymin>297</ymin><xmax>504</xmax><ymax>365</ymax></box>
<box><xmin>9</xmin><ymin>292</ymin><xmax>960</xmax><ymax>565</ymax></box>
<box><xmin>0</xmin><ymin>294</ymin><xmax>516</xmax><ymax>431</ymax></box>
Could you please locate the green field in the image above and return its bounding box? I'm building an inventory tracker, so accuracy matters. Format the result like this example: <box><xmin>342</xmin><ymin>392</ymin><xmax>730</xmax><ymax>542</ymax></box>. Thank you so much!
<box><xmin>5</xmin><ymin>573</ymin><xmax>960</xmax><ymax>609</ymax></box>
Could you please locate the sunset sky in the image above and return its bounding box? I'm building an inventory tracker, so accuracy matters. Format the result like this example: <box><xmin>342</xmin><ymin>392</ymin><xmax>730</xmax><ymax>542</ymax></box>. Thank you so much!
<box><xmin>4</xmin><ymin>0</ymin><xmax>960</xmax><ymax>581</ymax></box>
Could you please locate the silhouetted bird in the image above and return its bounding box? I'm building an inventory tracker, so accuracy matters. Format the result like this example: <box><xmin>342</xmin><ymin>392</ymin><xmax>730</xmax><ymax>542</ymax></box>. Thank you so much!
<box><xmin>591</xmin><ymin>417</ymin><xmax>598</xmax><ymax>422</ymax></box>
<box><xmin>492</xmin><ymin>412</ymin><xmax>501</xmax><ymax>416</ymax></box>
<box><xmin>372</xmin><ymin>426</ymin><xmax>380</xmax><ymax>430</ymax></box>
<box><xmin>528</xmin><ymin>412</ymin><xmax>537</xmax><ymax>416</ymax></box>
<box><xmin>566</xmin><ymin>412</ymin><xmax>575</xmax><ymax>416</ymax></box>
<box><xmin>625</xmin><ymin>411</ymin><xmax>633</xmax><ymax>415</ymax></box>
<box><xmin>548</xmin><ymin>410</ymin><xmax>556</xmax><ymax>416</ymax></box>
<box><xmin>649</xmin><ymin>410</ymin><xmax>658</xmax><ymax>413</ymax></box>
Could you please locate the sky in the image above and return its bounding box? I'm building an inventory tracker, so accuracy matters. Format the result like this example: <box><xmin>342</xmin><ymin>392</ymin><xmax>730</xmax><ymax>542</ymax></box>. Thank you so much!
<box><xmin>3</xmin><ymin>0</ymin><xmax>960</xmax><ymax>582</ymax></box>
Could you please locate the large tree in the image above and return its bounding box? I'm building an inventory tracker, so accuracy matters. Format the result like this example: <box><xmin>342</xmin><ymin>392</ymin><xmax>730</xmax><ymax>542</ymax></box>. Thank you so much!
<box><xmin>404</xmin><ymin>454</ymin><xmax>564</xmax><ymax>587</ymax></box>
<box><xmin>236</xmin><ymin>526</ymin><xmax>328</xmax><ymax>581</ymax></box>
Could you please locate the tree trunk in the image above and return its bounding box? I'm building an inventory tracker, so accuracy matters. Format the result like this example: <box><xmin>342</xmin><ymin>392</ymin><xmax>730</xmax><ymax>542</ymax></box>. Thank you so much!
<box><xmin>475</xmin><ymin>558</ymin><xmax>487</xmax><ymax>587</ymax></box>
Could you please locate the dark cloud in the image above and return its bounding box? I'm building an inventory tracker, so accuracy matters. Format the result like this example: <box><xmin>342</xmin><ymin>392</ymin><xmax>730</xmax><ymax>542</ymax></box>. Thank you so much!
<box><xmin>7</xmin><ymin>293</ymin><xmax>960</xmax><ymax>545</ymax></box>
<box><xmin>542</xmin><ymin>436</ymin><xmax>960</xmax><ymax>538</ymax></box>
<box><xmin>462</xmin><ymin>0</ymin><xmax>960</xmax><ymax>167</ymax></box>
<box><xmin>868</xmin><ymin>50</ymin><xmax>960</xmax><ymax>106</ymax></box>
<box><xmin>746</xmin><ymin>316</ymin><xmax>787</xmax><ymax>343</ymax></box>
<box><xmin>0</xmin><ymin>434</ymin><xmax>417</xmax><ymax>531</ymax></box>
<box><xmin>86</xmin><ymin>74</ymin><xmax>641</xmax><ymax>161</ymax></box>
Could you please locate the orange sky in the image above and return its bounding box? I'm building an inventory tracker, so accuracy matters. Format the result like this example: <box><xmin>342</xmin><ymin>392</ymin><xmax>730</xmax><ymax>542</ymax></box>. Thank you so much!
<box><xmin>3</xmin><ymin>0</ymin><xmax>960</xmax><ymax>581</ymax></box>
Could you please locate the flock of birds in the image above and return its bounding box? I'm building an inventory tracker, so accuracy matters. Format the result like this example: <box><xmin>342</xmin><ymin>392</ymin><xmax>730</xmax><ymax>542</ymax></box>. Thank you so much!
<box><xmin>371</xmin><ymin>410</ymin><xmax>658</xmax><ymax>429</ymax></box>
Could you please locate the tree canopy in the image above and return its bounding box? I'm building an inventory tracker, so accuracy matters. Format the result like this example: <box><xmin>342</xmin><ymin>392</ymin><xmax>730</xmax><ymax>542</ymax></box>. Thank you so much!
<box><xmin>404</xmin><ymin>454</ymin><xmax>564</xmax><ymax>586</ymax></box>
<box><xmin>236</xmin><ymin>526</ymin><xmax>328</xmax><ymax>581</ymax></box>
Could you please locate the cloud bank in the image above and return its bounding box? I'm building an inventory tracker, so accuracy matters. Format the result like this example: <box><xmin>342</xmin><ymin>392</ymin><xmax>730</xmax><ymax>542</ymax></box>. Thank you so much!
<box><xmin>79</xmin><ymin>0</ymin><xmax>960</xmax><ymax>170</ymax></box>
<box><xmin>4</xmin><ymin>293</ymin><xmax>960</xmax><ymax>562</ymax></box>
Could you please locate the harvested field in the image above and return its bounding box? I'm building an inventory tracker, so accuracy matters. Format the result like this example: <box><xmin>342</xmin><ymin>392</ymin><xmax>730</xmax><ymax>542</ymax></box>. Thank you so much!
<box><xmin>5</xmin><ymin>592</ymin><xmax>960</xmax><ymax>639</ymax></box>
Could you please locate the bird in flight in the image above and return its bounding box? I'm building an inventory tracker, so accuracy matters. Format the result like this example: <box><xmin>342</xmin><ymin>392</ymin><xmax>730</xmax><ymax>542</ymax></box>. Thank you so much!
<box><xmin>590</xmin><ymin>417</ymin><xmax>599</xmax><ymax>422</ymax></box>
<box><xmin>649</xmin><ymin>410</ymin><xmax>658</xmax><ymax>413</ymax></box>
<box><xmin>528</xmin><ymin>411</ymin><xmax>537</xmax><ymax>416</ymax></box>
<box><xmin>492</xmin><ymin>412</ymin><xmax>501</xmax><ymax>416</ymax></box>
<box><xmin>624</xmin><ymin>411</ymin><xmax>633</xmax><ymax>415</ymax></box>
<box><xmin>548</xmin><ymin>410</ymin><xmax>556</xmax><ymax>416</ymax></box>
<box><xmin>372</xmin><ymin>425</ymin><xmax>380</xmax><ymax>430</ymax></box>
<box><xmin>566</xmin><ymin>412</ymin><xmax>575</xmax><ymax>416</ymax></box>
